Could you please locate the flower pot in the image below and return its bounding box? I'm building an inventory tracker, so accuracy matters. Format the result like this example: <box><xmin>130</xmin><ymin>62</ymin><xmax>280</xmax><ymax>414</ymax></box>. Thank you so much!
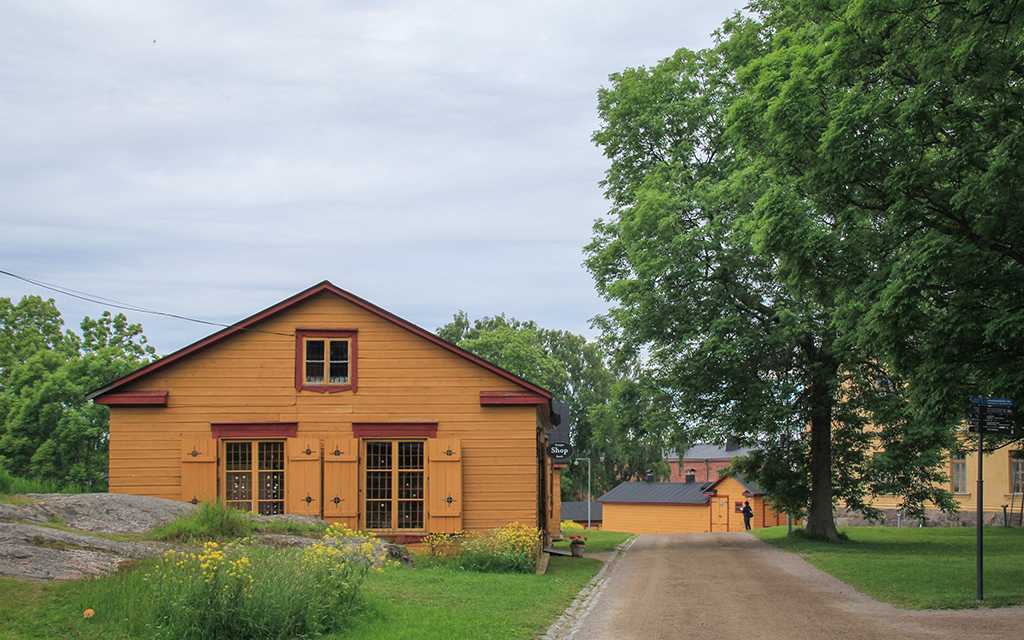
<box><xmin>570</xmin><ymin>543</ymin><xmax>585</xmax><ymax>557</ymax></box>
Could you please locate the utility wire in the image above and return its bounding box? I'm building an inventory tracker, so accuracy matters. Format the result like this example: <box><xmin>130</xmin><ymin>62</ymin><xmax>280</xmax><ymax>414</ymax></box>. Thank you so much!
<box><xmin>0</xmin><ymin>269</ymin><xmax>293</xmax><ymax>337</ymax></box>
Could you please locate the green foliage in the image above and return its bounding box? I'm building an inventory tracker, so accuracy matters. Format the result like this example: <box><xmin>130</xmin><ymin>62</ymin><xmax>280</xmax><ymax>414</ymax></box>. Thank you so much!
<box><xmin>0</xmin><ymin>297</ymin><xmax>155</xmax><ymax>491</ymax></box>
<box><xmin>436</xmin><ymin>312</ymin><xmax>619</xmax><ymax>499</ymax></box>
<box><xmin>151</xmin><ymin>501</ymin><xmax>255</xmax><ymax>542</ymax></box>
<box><xmin>729</xmin><ymin>0</ymin><xmax>1024</xmax><ymax>463</ymax></box>
<box><xmin>753</xmin><ymin>526</ymin><xmax>1024</xmax><ymax>609</ymax></box>
<box><xmin>585</xmin><ymin>0</ymin><xmax>1018</xmax><ymax>536</ymax></box>
<box><xmin>587</xmin><ymin>379</ymin><xmax>672</xmax><ymax>494</ymax></box>
<box><xmin>587</xmin><ymin>33</ymin><xmax>851</xmax><ymax>537</ymax></box>
<box><xmin>0</xmin><ymin>547</ymin><xmax>605</xmax><ymax>640</ymax></box>
<box><xmin>88</xmin><ymin>528</ymin><xmax>387</xmax><ymax>640</ymax></box>
<box><xmin>0</xmin><ymin>467</ymin><xmax>85</xmax><ymax>497</ymax></box>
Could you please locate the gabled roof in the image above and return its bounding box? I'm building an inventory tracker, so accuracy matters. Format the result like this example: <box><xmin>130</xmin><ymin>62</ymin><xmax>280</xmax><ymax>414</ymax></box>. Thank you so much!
<box><xmin>87</xmin><ymin>280</ymin><xmax>553</xmax><ymax>402</ymax></box>
<box><xmin>704</xmin><ymin>473</ymin><xmax>764</xmax><ymax>497</ymax></box>
<box><xmin>597</xmin><ymin>481</ymin><xmax>712</xmax><ymax>505</ymax></box>
<box><xmin>665</xmin><ymin>443</ymin><xmax>753</xmax><ymax>462</ymax></box>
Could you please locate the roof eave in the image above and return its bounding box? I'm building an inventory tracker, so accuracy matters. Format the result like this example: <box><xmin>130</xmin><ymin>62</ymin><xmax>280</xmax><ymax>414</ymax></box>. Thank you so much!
<box><xmin>87</xmin><ymin>281</ymin><xmax>552</xmax><ymax>402</ymax></box>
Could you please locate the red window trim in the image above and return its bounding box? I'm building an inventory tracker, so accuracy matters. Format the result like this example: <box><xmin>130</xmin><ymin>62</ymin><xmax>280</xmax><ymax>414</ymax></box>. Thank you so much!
<box><xmin>211</xmin><ymin>422</ymin><xmax>298</xmax><ymax>439</ymax></box>
<box><xmin>295</xmin><ymin>329</ymin><xmax>358</xmax><ymax>393</ymax></box>
<box><xmin>352</xmin><ymin>422</ymin><xmax>438</xmax><ymax>438</ymax></box>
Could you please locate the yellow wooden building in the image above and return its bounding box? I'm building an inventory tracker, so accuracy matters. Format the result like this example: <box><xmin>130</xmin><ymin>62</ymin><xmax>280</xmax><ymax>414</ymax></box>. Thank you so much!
<box><xmin>851</xmin><ymin>445</ymin><xmax>1024</xmax><ymax>527</ymax></box>
<box><xmin>87</xmin><ymin>282</ymin><xmax>562</xmax><ymax>543</ymax></box>
<box><xmin>598</xmin><ymin>476</ymin><xmax>788</xmax><ymax>535</ymax></box>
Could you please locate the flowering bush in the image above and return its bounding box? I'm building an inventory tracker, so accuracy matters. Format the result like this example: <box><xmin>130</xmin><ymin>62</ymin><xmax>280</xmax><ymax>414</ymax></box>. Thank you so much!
<box><xmin>447</xmin><ymin>522</ymin><xmax>541</xmax><ymax>573</ymax></box>
<box><xmin>560</xmin><ymin>519</ymin><xmax>584</xmax><ymax>531</ymax></box>
<box><xmin>425</xmin><ymin>531</ymin><xmax>464</xmax><ymax>558</ymax></box>
<box><xmin>143</xmin><ymin>526</ymin><xmax>393</xmax><ymax>639</ymax></box>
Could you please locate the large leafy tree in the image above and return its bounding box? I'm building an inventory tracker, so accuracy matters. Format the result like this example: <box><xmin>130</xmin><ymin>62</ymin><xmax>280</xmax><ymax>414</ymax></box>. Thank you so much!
<box><xmin>586</xmin><ymin>45</ymin><xmax>862</xmax><ymax>539</ymax></box>
<box><xmin>0</xmin><ymin>297</ymin><xmax>155</xmax><ymax>490</ymax></box>
<box><xmin>731</xmin><ymin>0</ymin><xmax>1024</xmax><ymax>435</ymax></box>
<box><xmin>436</xmin><ymin>312</ymin><xmax>617</xmax><ymax>499</ymax></box>
<box><xmin>584</xmin><ymin>0</ymin><xmax>998</xmax><ymax>537</ymax></box>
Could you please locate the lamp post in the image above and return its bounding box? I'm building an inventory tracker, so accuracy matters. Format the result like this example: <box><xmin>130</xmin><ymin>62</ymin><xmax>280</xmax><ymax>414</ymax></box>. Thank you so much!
<box><xmin>575</xmin><ymin>457</ymin><xmax>591</xmax><ymax>530</ymax></box>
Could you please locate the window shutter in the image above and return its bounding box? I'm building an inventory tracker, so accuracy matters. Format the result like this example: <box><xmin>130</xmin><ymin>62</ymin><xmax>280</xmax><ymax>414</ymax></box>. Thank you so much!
<box><xmin>323</xmin><ymin>437</ymin><xmax>360</xmax><ymax>527</ymax></box>
<box><xmin>428</xmin><ymin>438</ymin><xmax>462</xmax><ymax>533</ymax></box>
<box><xmin>286</xmin><ymin>438</ymin><xmax>322</xmax><ymax>516</ymax></box>
<box><xmin>180</xmin><ymin>437</ymin><xmax>217</xmax><ymax>505</ymax></box>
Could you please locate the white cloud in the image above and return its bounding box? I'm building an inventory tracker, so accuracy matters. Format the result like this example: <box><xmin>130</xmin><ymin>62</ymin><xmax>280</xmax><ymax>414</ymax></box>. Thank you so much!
<box><xmin>1</xmin><ymin>0</ymin><xmax>746</xmax><ymax>354</ymax></box>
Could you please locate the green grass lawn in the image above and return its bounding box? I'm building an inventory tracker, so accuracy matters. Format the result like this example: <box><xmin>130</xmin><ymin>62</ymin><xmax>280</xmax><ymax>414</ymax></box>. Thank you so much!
<box><xmin>0</xmin><ymin>529</ymin><xmax>633</xmax><ymax>640</ymax></box>
<box><xmin>752</xmin><ymin>525</ymin><xmax>1024</xmax><ymax>609</ymax></box>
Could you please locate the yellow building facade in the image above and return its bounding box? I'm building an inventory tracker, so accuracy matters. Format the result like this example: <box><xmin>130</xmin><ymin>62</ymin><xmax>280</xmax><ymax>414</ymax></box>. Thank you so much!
<box><xmin>88</xmin><ymin>282</ymin><xmax>562</xmax><ymax>543</ymax></box>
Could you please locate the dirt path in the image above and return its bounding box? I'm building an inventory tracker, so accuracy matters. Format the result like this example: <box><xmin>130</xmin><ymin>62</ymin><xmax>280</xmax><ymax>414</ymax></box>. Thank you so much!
<box><xmin>544</xmin><ymin>533</ymin><xmax>1023</xmax><ymax>640</ymax></box>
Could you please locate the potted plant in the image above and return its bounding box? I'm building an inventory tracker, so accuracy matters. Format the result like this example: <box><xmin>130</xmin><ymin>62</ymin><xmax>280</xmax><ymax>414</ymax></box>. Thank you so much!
<box><xmin>569</xmin><ymin>535</ymin><xmax>587</xmax><ymax>557</ymax></box>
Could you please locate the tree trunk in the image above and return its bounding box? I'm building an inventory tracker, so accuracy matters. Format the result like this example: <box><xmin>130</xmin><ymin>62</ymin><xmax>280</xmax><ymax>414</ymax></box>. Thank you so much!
<box><xmin>803</xmin><ymin>357</ymin><xmax>840</xmax><ymax>541</ymax></box>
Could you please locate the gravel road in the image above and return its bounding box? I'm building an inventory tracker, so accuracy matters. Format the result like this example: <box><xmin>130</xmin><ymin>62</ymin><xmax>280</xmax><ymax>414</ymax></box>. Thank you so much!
<box><xmin>544</xmin><ymin>532</ymin><xmax>1022</xmax><ymax>640</ymax></box>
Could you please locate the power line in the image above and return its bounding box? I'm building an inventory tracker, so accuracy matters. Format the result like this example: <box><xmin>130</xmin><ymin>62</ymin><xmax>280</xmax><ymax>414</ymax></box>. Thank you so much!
<box><xmin>0</xmin><ymin>269</ymin><xmax>293</xmax><ymax>338</ymax></box>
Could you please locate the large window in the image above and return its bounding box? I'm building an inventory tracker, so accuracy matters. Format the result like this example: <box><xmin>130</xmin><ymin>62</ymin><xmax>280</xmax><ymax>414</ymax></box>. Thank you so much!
<box><xmin>296</xmin><ymin>330</ymin><xmax>357</xmax><ymax>393</ymax></box>
<box><xmin>951</xmin><ymin>453</ymin><xmax>967</xmax><ymax>494</ymax></box>
<box><xmin>224</xmin><ymin>441</ymin><xmax>285</xmax><ymax>515</ymax></box>
<box><xmin>365</xmin><ymin>441</ymin><xmax>424</xmax><ymax>530</ymax></box>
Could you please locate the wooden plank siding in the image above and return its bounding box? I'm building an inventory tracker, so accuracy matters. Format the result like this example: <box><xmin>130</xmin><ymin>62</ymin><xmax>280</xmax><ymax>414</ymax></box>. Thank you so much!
<box><xmin>102</xmin><ymin>285</ymin><xmax>558</xmax><ymax>539</ymax></box>
<box><xmin>603</xmin><ymin>503</ymin><xmax>712</xmax><ymax>535</ymax></box>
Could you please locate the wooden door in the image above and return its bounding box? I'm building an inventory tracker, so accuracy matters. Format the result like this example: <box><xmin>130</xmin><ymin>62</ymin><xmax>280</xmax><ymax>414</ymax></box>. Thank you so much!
<box><xmin>711</xmin><ymin>494</ymin><xmax>730</xmax><ymax>532</ymax></box>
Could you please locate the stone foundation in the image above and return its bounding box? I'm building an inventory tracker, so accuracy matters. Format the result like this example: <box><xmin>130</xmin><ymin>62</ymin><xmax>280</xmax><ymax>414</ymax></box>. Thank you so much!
<box><xmin>834</xmin><ymin>506</ymin><xmax>1023</xmax><ymax>528</ymax></box>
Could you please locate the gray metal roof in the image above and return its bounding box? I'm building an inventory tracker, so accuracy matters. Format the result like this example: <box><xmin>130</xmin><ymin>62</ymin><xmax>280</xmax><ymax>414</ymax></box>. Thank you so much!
<box><xmin>597</xmin><ymin>481</ymin><xmax>713</xmax><ymax>505</ymax></box>
<box><xmin>665</xmin><ymin>443</ymin><xmax>752</xmax><ymax>462</ymax></box>
<box><xmin>560</xmin><ymin>501</ymin><xmax>602</xmax><ymax>521</ymax></box>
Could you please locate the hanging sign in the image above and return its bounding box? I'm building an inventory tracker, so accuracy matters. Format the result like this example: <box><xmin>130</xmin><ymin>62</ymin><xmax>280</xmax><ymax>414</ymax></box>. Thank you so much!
<box><xmin>545</xmin><ymin>442</ymin><xmax>573</xmax><ymax>462</ymax></box>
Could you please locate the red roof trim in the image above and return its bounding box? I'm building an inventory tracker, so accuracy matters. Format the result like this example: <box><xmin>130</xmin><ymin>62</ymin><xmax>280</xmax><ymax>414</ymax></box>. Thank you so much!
<box><xmin>352</xmin><ymin>423</ymin><xmax>438</xmax><ymax>438</ymax></box>
<box><xmin>480</xmin><ymin>390</ymin><xmax>549</xmax><ymax>406</ymax></box>
<box><xmin>92</xmin><ymin>390</ymin><xmax>168</xmax><ymax>407</ymax></box>
<box><xmin>85</xmin><ymin>281</ymin><xmax>552</xmax><ymax>402</ymax></box>
<box><xmin>211</xmin><ymin>422</ymin><xmax>299</xmax><ymax>439</ymax></box>
<box><xmin>600</xmin><ymin>499</ymin><xmax>709</xmax><ymax>506</ymax></box>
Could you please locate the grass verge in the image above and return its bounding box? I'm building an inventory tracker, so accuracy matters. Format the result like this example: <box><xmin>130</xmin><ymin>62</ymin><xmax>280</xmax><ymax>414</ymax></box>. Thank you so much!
<box><xmin>752</xmin><ymin>525</ymin><xmax>1024</xmax><ymax>609</ymax></box>
<box><xmin>548</xmin><ymin>529</ymin><xmax>634</xmax><ymax>554</ymax></box>
<box><xmin>0</xmin><ymin>530</ymin><xmax>619</xmax><ymax>640</ymax></box>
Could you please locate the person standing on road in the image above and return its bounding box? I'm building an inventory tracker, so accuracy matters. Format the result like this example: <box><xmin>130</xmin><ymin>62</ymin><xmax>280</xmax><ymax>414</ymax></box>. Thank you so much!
<box><xmin>742</xmin><ymin>501</ymin><xmax>753</xmax><ymax>530</ymax></box>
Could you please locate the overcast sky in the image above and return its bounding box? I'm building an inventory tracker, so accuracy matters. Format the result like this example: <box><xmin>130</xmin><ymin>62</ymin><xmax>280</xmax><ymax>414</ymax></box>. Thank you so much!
<box><xmin>2</xmin><ymin>1</ymin><xmax>746</xmax><ymax>355</ymax></box>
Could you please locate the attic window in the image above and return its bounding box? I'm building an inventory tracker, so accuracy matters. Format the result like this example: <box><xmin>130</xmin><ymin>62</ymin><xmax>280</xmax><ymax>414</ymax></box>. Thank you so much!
<box><xmin>296</xmin><ymin>329</ymin><xmax>357</xmax><ymax>393</ymax></box>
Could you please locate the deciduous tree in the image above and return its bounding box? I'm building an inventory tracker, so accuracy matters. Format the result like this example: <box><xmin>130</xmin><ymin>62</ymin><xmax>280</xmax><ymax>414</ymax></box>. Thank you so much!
<box><xmin>437</xmin><ymin>312</ymin><xmax>617</xmax><ymax>498</ymax></box>
<box><xmin>0</xmin><ymin>298</ymin><xmax>155</xmax><ymax>490</ymax></box>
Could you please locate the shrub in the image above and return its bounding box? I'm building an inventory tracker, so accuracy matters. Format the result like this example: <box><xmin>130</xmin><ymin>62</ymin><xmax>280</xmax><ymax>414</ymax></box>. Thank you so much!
<box><xmin>0</xmin><ymin>466</ymin><xmax>86</xmax><ymax>495</ymax></box>
<box><xmin>425</xmin><ymin>531</ymin><xmax>464</xmax><ymax>558</ymax></box>
<box><xmin>560</xmin><ymin>519</ymin><xmax>584</xmax><ymax>531</ymax></box>
<box><xmin>140</xmin><ymin>525</ymin><xmax>391</xmax><ymax>639</ymax></box>
<box><xmin>449</xmin><ymin>522</ymin><xmax>541</xmax><ymax>573</ymax></box>
<box><xmin>152</xmin><ymin>501</ymin><xmax>254</xmax><ymax>542</ymax></box>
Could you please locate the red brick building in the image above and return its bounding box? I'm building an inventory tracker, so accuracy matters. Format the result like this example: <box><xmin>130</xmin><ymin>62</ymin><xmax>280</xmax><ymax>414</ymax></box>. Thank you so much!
<box><xmin>666</xmin><ymin>442</ymin><xmax>751</xmax><ymax>483</ymax></box>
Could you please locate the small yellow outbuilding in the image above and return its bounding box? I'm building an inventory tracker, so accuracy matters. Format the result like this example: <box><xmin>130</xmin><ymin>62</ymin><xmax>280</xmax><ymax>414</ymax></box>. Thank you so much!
<box><xmin>598</xmin><ymin>475</ymin><xmax>788</xmax><ymax>535</ymax></box>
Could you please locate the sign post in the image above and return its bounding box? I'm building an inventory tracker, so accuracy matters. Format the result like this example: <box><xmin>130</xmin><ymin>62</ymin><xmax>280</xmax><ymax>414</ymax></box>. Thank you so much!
<box><xmin>968</xmin><ymin>396</ymin><xmax>1016</xmax><ymax>602</ymax></box>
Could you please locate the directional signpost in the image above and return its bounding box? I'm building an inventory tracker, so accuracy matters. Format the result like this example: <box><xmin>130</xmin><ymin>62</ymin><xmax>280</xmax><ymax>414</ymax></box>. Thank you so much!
<box><xmin>968</xmin><ymin>396</ymin><xmax>1016</xmax><ymax>602</ymax></box>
